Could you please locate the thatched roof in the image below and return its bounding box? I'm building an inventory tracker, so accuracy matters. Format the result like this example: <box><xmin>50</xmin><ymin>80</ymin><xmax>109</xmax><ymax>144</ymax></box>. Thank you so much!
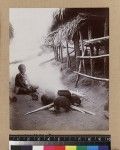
<box><xmin>45</xmin><ymin>8</ymin><xmax>109</xmax><ymax>46</ymax></box>
<box><xmin>46</xmin><ymin>14</ymin><xmax>86</xmax><ymax>45</ymax></box>
<box><xmin>50</xmin><ymin>8</ymin><xmax>108</xmax><ymax>32</ymax></box>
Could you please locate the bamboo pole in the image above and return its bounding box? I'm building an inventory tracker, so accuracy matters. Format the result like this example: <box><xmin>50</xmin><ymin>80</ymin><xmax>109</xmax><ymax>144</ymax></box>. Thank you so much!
<box><xmin>74</xmin><ymin>71</ymin><xmax>109</xmax><ymax>82</ymax></box>
<box><xmin>84</xmin><ymin>36</ymin><xmax>109</xmax><ymax>44</ymax></box>
<box><xmin>77</xmin><ymin>54</ymin><xmax>109</xmax><ymax>59</ymax></box>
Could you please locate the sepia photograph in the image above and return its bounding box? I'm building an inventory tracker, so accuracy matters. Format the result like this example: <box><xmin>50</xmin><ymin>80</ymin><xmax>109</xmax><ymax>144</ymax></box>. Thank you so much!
<box><xmin>9</xmin><ymin>8</ymin><xmax>109</xmax><ymax>130</ymax></box>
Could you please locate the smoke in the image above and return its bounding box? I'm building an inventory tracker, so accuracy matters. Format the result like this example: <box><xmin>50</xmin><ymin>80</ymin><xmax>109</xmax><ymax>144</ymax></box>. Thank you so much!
<box><xmin>9</xmin><ymin>8</ymin><xmax>66</xmax><ymax>95</ymax></box>
<box><xmin>28</xmin><ymin>52</ymin><xmax>66</xmax><ymax>94</ymax></box>
<box><xmin>10</xmin><ymin>50</ymin><xmax>66</xmax><ymax>95</ymax></box>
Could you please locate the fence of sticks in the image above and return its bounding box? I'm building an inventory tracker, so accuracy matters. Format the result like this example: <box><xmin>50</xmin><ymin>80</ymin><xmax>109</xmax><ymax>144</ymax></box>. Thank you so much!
<box><xmin>45</xmin><ymin>9</ymin><xmax>109</xmax><ymax>87</ymax></box>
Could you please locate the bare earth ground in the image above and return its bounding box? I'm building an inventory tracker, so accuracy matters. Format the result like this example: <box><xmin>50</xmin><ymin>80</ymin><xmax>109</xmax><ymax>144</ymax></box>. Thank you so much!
<box><xmin>10</xmin><ymin>61</ymin><xmax>108</xmax><ymax>130</ymax></box>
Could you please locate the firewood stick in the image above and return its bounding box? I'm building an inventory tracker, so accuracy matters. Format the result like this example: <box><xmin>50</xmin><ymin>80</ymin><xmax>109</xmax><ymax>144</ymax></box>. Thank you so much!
<box><xmin>70</xmin><ymin>90</ymin><xmax>85</xmax><ymax>97</ymax></box>
<box><xmin>25</xmin><ymin>103</ymin><xmax>54</xmax><ymax>115</ymax></box>
<box><xmin>71</xmin><ymin>105</ymin><xmax>85</xmax><ymax>113</ymax></box>
<box><xmin>71</xmin><ymin>105</ymin><xmax>95</xmax><ymax>115</ymax></box>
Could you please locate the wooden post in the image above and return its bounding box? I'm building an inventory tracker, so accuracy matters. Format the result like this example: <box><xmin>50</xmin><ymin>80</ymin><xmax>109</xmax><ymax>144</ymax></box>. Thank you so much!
<box><xmin>75</xmin><ymin>31</ymin><xmax>86</xmax><ymax>87</ymax></box>
<box><xmin>60</xmin><ymin>44</ymin><xmax>63</xmax><ymax>63</ymax></box>
<box><xmin>73</xmin><ymin>31</ymin><xmax>81</xmax><ymax>71</ymax></box>
<box><xmin>52</xmin><ymin>40</ymin><xmax>56</xmax><ymax>60</ymax></box>
<box><xmin>89</xmin><ymin>44</ymin><xmax>94</xmax><ymax>76</ymax></box>
<box><xmin>95</xmin><ymin>43</ymin><xmax>100</xmax><ymax>56</ymax></box>
<box><xmin>88</xmin><ymin>24</ymin><xmax>95</xmax><ymax>79</ymax></box>
<box><xmin>75</xmin><ymin>60</ymin><xmax>82</xmax><ymax>87</ymax></box>
<box><xmin>56</xmin><ymin>46</ymin><xmax>58</xmax><ymax>61</ymax></box>
<box><xmin>74</xmin><ymin>44</ymin><xmax>76</xmax><ymax>57</ymax></box>
<box><xmin>58</xmin><ymin>46</ymin><xmax>61</xmax><ymax>61</ymax></box>
<box><xmin>53</xmin><ymin>45</ymin><xmax>56</xmax><ymax>60</ymax></box>
<box><xmin>66</xmin><ymin>41</ymin><xmax>71</xmax><ymax>68</ymax></box>
<box><xmin>53</xmin><ymin>42</ymin><xmax>57</xmax><ymax>60</ymax></box>
<box><xmin>79</xmin><ymin>31</ymin><xmax>86</xmax><ymax>73</ymax></box>
<box><xmin>88</xmin><ymin>25</ymin><xmax>92</xmax><ymax>40</ymax></box>
<box><xmin>104</xmin><ymin>16</ymin><xmax>109</xmax><ymax>77</ymax></box>
<box><xmin>104</xmin><ymin>17</ymin><xmax>109</xmax><ymax>36</ymax></box>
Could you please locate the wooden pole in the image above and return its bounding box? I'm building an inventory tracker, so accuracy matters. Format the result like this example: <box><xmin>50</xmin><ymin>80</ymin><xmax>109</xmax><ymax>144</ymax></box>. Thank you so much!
<box><xmin>58</xmin><ymin>46</ymin><xmax>61</xmax><ymax>61</ymax></box>
<box><xmin>88</xmin><ymin>24</ymin><xmax>94</xmax><ymax>78</ymax></box>
<box><xmin>71</xmin><ymin>105</ymin><xmax>95</xmax><ymax>115</ymax></box>
<box><xmin>84</xmin><ymin>36</ymin><xmax>109</xmax><ymax>44</ymax></box>
<box><xmin>75</xmin><ymin>60</ymin><xmax>82</xmax><ymax>87</ymax></box>
<box><xmin>59</xmin><ymin>45</ymin><xmax>61</xmax><ymax>62</ymax></box>
<box><xmin>56</xmin><ymin>46</ymin><xmax>58</xmax><ymax>61</ymax></box>
<box><xmin>75</xmin><ymin>31</ymin><xmax>82</xmax><ymax>87</ymax></box>
<box><xmin>52</xmin><ymin>40</ymin><xmax>56</xmax><ymax>60</ymax></box>
<box><xmin>75</xmin><ymin>31</ymin><xmax>86</xmax><ymax>87</ymax></box>
<box><xmin>66</xmin><ymin>41</ymin><xmax>71</xmax><ymax>68</ymax></box>
<box><xmin>25</xmin><ymin>103</ymin><xmax>54</xmax><ymax>115</ymax></box>
<box><xmin>53</xmin><ymin>45</ymin><xmax>57</xmax><ymax>60</ymax></box>
<box><xmin>73</xmin><ymin>31</ymin><xmax>81</xmax><ymax>71</ymax></box>
<box><xmin>74</xmin><ymin>71</ymin><xmax>109</xmax><ymax>82</ymax></box>
<box><xmin>104</xmin><ymin>17</ymin><xmax>109</xmax><ymax>36</ymax></box>
<box><xmin>104</xmin><ymin>17</ymin><xmax>109</xmax><ymax>77</ymax></box>
<box><xmin>89</xmin><ymin>44</ymin><xmax>94</xmax><ymax>76</ymax></box>
<box><xmin>79</xmin><ymin>31</ymin><xmax>86</xmax><ymax>73</ymax></box>
<box><xmin>77</xmin><ymin>54</ymin><xmax>109</xmax><ymax>59</ymax></box>
<box><xmin>88</xmin><ymin>25</ymin><xmax>92</xmax><ymax>40</ymax></box>
<box><xmin>94</xmin><ymin>43</ymin><xmax>100</xmax><ymax>56</ymax></box>
<box><xmin>60</xmin><ymin>44</ymin><xmax>63</xmax><ymax>63</ymax></box>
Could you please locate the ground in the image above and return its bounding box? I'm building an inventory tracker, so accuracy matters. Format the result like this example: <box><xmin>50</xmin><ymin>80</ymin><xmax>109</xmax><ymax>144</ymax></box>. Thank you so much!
<box><xmin>10</xmin><ymin>58</ymin><xmax>108</xmax><ymax>130</ymax></box>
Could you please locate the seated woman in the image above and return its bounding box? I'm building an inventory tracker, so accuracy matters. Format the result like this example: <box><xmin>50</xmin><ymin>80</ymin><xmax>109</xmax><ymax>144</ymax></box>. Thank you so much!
<box><xmin>14</xmin><ymin>64</ymin><xmax>39</xmax><ymax>100</ymax></box>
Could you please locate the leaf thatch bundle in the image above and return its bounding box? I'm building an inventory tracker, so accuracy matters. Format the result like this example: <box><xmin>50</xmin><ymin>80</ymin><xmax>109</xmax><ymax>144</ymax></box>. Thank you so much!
<box><xmin>45</xmin><ymin>8</ymin><xmax>108</xmax><ymax>46</ymax></box>
<box><xmin>50</xmin><ymin>8</ymin><xmax>108</xmax><ymax>32</ymax></box>
<box><xmin>46</xmin><ymin>14</ymin><xmax>86</xmax><ymax>46</ymax></box>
